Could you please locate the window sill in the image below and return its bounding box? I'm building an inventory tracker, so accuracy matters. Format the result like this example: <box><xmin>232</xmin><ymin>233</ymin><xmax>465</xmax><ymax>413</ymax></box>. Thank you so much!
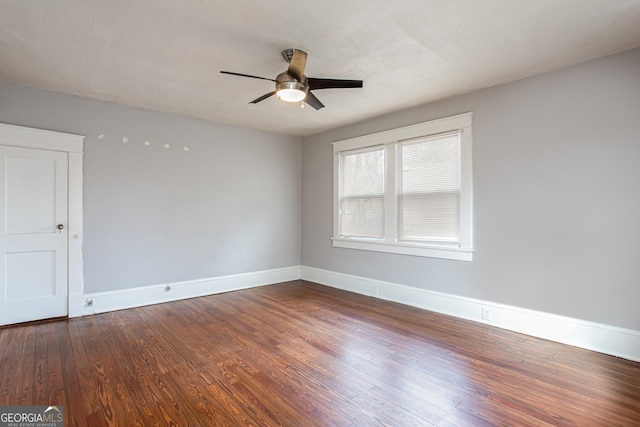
<box><xmin>332</xmin><ymin>237</ymin><xmax>473</xmax><ymax>261</ymax></box>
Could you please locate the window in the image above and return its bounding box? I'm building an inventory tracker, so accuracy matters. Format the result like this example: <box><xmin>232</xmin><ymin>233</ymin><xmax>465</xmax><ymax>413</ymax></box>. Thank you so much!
<box><xmin>332</xmin><ymin>113</ymin><xmax>473</xmax><ymax>261</ymax></box>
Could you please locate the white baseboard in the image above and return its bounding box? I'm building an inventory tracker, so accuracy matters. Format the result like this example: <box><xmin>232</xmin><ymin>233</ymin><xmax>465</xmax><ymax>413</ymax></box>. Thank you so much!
<box><xmin>301</xmin><ymin>266</ymin><xmax>640</xmax><ymax>362</ymax></box>
<box><xmin>80</xmin><ymin>266</ymin><xmax>301</xmax><ymax>316</ymax></box>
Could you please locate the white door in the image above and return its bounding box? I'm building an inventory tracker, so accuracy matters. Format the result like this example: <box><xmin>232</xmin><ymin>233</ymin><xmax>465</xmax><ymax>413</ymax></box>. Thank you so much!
<box><xmin>0</xmin><ymin>145</ymin><xmax>69</xmax><ymax>325</ymax></box>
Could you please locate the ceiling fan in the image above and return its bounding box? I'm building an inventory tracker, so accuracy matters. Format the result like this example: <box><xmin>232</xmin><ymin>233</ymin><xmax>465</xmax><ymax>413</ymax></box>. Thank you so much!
<box><xmin>220</xmin><ymin>49</ymin><xmax>363</xmax><ymax>110</ymax></box>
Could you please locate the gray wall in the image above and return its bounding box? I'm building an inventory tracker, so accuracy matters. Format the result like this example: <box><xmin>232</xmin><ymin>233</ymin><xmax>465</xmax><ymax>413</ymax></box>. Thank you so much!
<box><xmin>302</xmin><ymin>48</ymin><xmax>640</xmax><ymax>331</ymax></box>
<box><xmin>0</xmin><ymin>80</ymin><xmax>301</xmax><ymax>293</ymax></box>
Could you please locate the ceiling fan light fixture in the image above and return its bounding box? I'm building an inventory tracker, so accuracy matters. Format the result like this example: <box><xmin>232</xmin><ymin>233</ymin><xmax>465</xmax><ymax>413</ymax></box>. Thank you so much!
<box><xmin>277</xmin><ymin>88</ymin><xmax>306</xmax><ymax>102</ymax></box>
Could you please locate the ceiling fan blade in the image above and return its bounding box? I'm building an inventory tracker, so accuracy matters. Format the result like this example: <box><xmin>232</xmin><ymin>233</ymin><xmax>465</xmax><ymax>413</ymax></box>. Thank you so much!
<box><xmin>250</xmin><ymin>91</ymin><xmax>276</xmax><ymax>104</ymax></box>
<box><xmin>220</xmin><ymin>71</ymin><xmax>276</xmax><ymax>82</ymax></box>
<box><xmin>287</xmin><ymin>49</ymin><xmax>307</xmax><ymax>82</ymax></box>
<box><xmin>307</xmin><ymin>78</ymin><xmax>363</xmax><ymax>90</ymax></box>
<box><xmin>304</xmin><ymin>91</ymin><xmax>325</xmax><ymax>110</ymax></box>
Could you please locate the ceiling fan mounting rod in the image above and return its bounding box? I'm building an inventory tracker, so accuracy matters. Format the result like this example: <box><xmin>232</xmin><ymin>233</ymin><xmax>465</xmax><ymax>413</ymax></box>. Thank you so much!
<box><xmin>281</xmin><ymin>49</ymin><xmax>295</xmax><ymax>63</ymax></box>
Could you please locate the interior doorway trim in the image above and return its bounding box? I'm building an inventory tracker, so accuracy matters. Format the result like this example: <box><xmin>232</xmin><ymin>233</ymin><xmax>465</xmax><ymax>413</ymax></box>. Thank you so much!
<box><xmin>0</xmin><ymin>123</ymin><xmax>85</xmax><ymax>317</ymax></box>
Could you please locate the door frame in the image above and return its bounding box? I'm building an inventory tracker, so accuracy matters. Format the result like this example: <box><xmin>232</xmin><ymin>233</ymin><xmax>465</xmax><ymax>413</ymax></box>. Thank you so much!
<box><xmin>0</xmin><ymin>123</ymin><xmax>84</xmax><ymax>317</ymax></box>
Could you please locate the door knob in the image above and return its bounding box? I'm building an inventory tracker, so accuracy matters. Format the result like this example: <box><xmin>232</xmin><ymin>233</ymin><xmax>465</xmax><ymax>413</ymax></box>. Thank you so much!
<box><xmin>57</xmin><ymin>224</ymin><xmax>64</xmax><ymax>230</ymax></box>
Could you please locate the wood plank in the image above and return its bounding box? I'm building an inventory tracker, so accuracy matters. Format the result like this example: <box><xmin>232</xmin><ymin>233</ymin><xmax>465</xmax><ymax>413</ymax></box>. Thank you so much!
<box><xmin>11</xmin><ymin>324</ymin><xmax>36</xmax><ymax>405</ymax></box>
<box><xmin>0</xmin><ymin>326</ymin><xmax>19</xmax><ymax>400</ymax></box>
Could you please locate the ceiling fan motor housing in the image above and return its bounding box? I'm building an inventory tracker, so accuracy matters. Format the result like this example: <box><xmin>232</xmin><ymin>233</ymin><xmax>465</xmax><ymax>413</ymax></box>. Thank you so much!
<box><xmin>276</xmin><ymin>72</ymin><xmax>308</xmax><ymax>94</ymax></box>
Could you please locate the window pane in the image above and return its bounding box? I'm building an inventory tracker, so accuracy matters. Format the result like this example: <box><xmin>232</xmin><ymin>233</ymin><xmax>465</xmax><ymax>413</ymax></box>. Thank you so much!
<box><xmin>339</xmin><ymin>196</ymin><xmax>384</xmax><ymax>238</ymax></box>
<box><xmin>399</xmin><ymin>133</ymin><xmax>460</xmax><ymax>243</ymax></box>
<box><xmin>340</xmin><ymin>148</ymin><xmax>384</xmax><ymax>238</ymax></box>
<box><xmin>341</xmin><ymin>148</ymin><xmax>384</xmax><ymax>196</ymax></box>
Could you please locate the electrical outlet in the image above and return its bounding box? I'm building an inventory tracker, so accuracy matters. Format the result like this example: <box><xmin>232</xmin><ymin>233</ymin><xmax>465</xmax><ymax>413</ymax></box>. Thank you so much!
<box><xmin>481</xmin><ymin>306</ymin><xmax>491</xmax><ymax>321</ymax></box>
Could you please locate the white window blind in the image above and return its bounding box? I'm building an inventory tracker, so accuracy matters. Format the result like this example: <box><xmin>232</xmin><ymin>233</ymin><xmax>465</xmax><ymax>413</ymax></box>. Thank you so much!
<box><xmin>339</xmin><ymin>147</ymin><xmax>384</xmax><ymax>238</ymax></box>
<box><xmin>398</xmin><ymin>132</ymin><xmax>460</xmax><ymax>243</ymax></box>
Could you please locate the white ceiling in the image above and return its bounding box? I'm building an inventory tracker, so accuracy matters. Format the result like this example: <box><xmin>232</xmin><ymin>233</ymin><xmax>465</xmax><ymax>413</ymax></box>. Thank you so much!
<box><xmin>1</xmin><ymin>1</ymin><xmax>640</xmax><ymax>136</ymax></box>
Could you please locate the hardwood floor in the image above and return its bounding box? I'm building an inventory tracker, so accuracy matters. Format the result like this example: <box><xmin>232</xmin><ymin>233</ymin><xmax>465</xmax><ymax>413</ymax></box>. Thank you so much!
<box><xmin>1</xmin><ymin>280</ymin><xmax>639</xmax><ymax>426</ymax></box>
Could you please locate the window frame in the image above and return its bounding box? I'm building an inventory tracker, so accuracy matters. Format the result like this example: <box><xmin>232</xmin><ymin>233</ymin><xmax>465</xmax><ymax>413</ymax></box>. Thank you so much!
<box><xmin>332</xmin><ymin>112</ymin><xmax>473</xmax><ymax>261</ymax></box>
